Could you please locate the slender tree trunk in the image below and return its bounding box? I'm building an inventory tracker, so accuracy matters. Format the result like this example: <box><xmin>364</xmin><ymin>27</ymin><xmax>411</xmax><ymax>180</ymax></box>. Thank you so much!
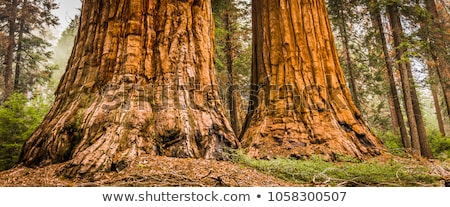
<box><xmin>20</xmin><ymin>0</ymin><xmax>239</xmax><ymax>178</ymax></box>
<box><xmin>398</xmin><ymin>1</ymin><xmax>434</xmax><ymax>158</ymax></box>
<box><xmin>14</xmin><ymin>0</ymin><xmax>26</xmax><ymax>92</ymax></box>
<box><xmin>14</xmin><ymin>22</ymin><xmax>23</xmax><ymax>92</ymax></box>
<box><xmin>387</xmin><ymin>2</ymin><xmax>421</xmax><ymax>157</ymax></box>
<box><xmin>406</xmin><ymin>62</ymin><xmax>433</xmax><ymax>158</ymax></box>
<box><xmin>387</xmin><ymin>2</ymin><xmax>433</xmax><ymax>158</ymax></box>
<box><xmin>429</xmin><ymin>64</ymin><xmax>446</xmax><ymax>136</ymax></box>
<box><xmin>425</xmin><ymin>0</ymin><xmax>450</xmax><ymax>118</ymax></box>
<box><xmin>369</xmin><ymin>1</ymin><xmax>409</xmax><ymax>147</ymax></box>
<box><xmin>419</xmin><ymin>0</ymin><xmax>447</xmax><ymax>136</ymax></box>
<box><xmin>4</xmin><ymin>0</ymin><xmax>17</xmax><ymax>99</ymax></box>
<box><xmin>337</xmin><ymin>1</ymin><xmax>360</xmax><ymax>109</ymax></box>
<box><xmin>224</xmin><ymin>2</ymin><xmax>241</xmax><ymax>136</ymax></box>
<box><xmin>240</xmin><ymin>0</ymin><xmax>384</xmax><ymax>160</ymax></box>
<box><xmin>386</xmin><ymin>89</ymin><xmax>400</xmax><ymax>134</ymax></box>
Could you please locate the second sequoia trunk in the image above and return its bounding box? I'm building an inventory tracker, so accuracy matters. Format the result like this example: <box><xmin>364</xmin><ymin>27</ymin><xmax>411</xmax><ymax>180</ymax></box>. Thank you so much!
<box><xmin>240</xmin><ymin>0</ymin><xmax>384</xmax><ymax>159</ymax></box>
<box><xmin>19</xmin><ymin>0</ymin><xmax>239</xmax><ymax>177</ymax></box>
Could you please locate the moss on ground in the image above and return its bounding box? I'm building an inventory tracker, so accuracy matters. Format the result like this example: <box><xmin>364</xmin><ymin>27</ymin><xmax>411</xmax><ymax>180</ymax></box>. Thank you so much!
<box><xmin>232</xmin><ymin>151</ymin><xmax>447</xmax><ymax>186</ymax></box>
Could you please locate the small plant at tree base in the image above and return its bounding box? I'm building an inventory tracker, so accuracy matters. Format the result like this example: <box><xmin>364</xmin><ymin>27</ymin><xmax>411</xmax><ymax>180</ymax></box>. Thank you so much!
<box><xmin>428</xmin><ymin>129</ymin><xmax>450</xmax><ymax>160</ymax></box>
<box><xmin>374</xmin><ymin>130</ymin><xmax>410</xmax><ymax>158</ymax></box>
<box><xmin>0</xmin><ymin>93</ymin><xmax>52</xmax><ymax>171</ymax></box>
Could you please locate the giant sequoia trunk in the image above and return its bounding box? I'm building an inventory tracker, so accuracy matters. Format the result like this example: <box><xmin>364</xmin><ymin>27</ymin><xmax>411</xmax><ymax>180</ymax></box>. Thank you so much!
<box><xmin>240</xmin><ymin>0</ymin><xmax>384</xmax><ymax>159</ymax></box>
<box><xmin>19</xmin><ymin>0</ymin><xmax>239</xmax><ymax>177</ymax></box>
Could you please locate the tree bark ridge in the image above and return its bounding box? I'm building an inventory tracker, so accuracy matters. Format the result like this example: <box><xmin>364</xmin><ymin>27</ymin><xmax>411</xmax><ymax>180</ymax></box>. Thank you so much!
<box><xmin>240</xmin><ymin>0</ymin><xmax>384</xmax><ymax>159</ymax></box>
<box><xmin>20</xmin><ymin>0</ymin><xmax>239</xmax><ymax>178</ymax></box>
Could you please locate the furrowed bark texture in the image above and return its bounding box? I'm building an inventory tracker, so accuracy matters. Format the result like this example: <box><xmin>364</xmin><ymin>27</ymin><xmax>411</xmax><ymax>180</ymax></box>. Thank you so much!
<box><xmin>240</xmin><ymin>0</ymin><xmax>384</xmax><ymax>159</ymax></box>
<box><xmin>20</xmin><ymin>0</ymin><xmax>239</xmax><ymax>177</ymax></box>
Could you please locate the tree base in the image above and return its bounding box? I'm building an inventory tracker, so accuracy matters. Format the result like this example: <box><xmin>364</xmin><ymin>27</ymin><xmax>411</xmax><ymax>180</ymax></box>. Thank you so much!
<box><xmin>20</xmin><ymin>75</ymin><xmax>239</xmax><ymax>178</ymax></box>
<box><xmin>240</xmin><ymin>102</ymin><xmax>384</xmax><ymax>160</ymax></box>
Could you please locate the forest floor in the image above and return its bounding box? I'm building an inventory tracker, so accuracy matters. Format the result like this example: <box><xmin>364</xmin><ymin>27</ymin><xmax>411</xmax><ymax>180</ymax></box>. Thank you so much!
<box><xmin>0</xmin><ymin>156</ymin><xmax>298</xmax><ymax>187</ymax></box>
<box><xmin>0</xmin><ymin>154</ymin><xmax>449</xmax><ymax>187</ymax></box>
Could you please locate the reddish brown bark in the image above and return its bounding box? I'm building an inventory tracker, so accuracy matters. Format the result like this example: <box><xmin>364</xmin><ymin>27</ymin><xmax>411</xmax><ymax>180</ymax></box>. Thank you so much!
<box><xmin>240</xmin><ymin>0</ymin><xmax>384</xmax><ymax>160</ymax></box>
<box><xmin>20</xmin><ymin>0</ymin><xmax>239</xmax><ymax>178</ymax></box>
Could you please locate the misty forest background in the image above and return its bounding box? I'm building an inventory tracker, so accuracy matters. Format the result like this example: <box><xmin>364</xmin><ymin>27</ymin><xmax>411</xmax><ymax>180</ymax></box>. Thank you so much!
<box><xmin>0</xmin><ymin>0</ymin><xmax>449</xmax><ymax>172</ymax></box>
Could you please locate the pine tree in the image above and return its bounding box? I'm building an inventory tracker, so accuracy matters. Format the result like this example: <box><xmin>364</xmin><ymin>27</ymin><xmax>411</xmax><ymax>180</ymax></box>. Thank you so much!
<box><xmin>3</xmin><ymin>0</ymin><xmax>18</xmax><ymax>99</ymax></box>
<box><xmin>386</xmin><ymin>0</ymin><xmax>432</xmax><ymax>158</ymax></box>
<box><xmin>0</xmin><ymin>0</ymin><xmax>59</xmax><ymax>99</ymax></box>
<box><xmin>13</xmin><ymin>0</ymin><xmax>59</xmax><ymax>93</ymax></box>
<box><xmin>424</xmin><ymin>0</ymin><xmax>450</xmax><ymax>119</ymax></box>
<box><xmin>212</xmin><ymin>0</ymin><xmax>251</xmax><ymax>136</ymax></box>
<box><xmin>420</xmin><ymin>0</ymin><xmax>449</xmax><ymax>135</ymax></box>
<box><xmin>368</xmin><ymin>0</ymin><xmax>410</xmax><ymax>149</ymax></box>
<box><xmin>328</xmin><ymin>0</ymin><xmax>360</xmax><ymax>108</ymax></box>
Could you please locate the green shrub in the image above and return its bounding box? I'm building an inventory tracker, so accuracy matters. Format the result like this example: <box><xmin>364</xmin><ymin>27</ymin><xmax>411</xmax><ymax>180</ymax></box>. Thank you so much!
<box><xmin>374</xmin><ymin>130</ymin><xmax>409</xmax><ymax>157</ymax></box>
<box><xmin>0</xmin><ymin>143</ymin><xmax>22</xmax><ymax>170</ymax></box>
<box><xmin>0</xmin><ymin>93</ymin><xmax>52</xmax><ymax>171</ymax></box>
<box><xmin>428</xmin><ymin>129</ymin><xmax>450</xmax><ymax>160</ymax></box>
